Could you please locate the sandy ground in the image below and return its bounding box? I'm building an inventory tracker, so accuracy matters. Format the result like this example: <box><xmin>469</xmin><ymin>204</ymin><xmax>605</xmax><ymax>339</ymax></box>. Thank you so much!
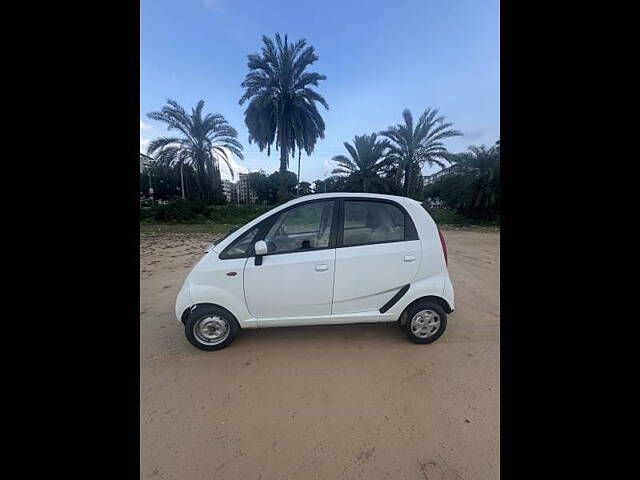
<box><xmin>140</xmin><ymin>227</ymin><xmax>500</xmax><ymax>480</ymax></box>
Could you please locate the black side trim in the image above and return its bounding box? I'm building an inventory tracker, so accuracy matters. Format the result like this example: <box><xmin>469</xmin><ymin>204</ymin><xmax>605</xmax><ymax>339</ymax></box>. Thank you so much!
<box><xmin>379</xmin><ymin>284</ymin><xmax>410</xmax><ymax>313</ymax></box>
<box><xmin>336</xmin><ymin>198</ymin><xmax>345</xmax><ymax>247</ymax></box>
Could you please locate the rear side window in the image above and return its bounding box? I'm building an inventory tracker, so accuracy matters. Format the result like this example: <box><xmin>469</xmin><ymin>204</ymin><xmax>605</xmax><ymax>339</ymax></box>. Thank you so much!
<box><xmin>342</xmin><ymin>201</ymin><xmax>406</xmax><ymax>246</ymax></box>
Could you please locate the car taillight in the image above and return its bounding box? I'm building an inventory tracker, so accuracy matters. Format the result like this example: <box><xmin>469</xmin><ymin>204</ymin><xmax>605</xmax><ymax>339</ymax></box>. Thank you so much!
<box><xmin>437</xmin><ymin>227</ymin><xmax>448</xmax><ymax>266</ymax></box>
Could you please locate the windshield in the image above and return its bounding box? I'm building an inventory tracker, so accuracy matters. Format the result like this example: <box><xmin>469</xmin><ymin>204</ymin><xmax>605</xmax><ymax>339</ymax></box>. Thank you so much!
<box><xmin>212</xmin><ymin>227</ymin><xmax>237</xmax><ymax>246</ymax></box>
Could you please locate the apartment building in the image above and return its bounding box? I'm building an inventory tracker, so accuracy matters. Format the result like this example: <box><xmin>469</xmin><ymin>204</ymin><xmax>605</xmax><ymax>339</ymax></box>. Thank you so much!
<box><xmin>423</xmin><ymin>163</ymin><xmax>465</xmax><ymax>185</ymax></box>
<box><xmin>223</xmin><ymin>174</ymin><xmax>257</xmax><ymax>204</ymax></box>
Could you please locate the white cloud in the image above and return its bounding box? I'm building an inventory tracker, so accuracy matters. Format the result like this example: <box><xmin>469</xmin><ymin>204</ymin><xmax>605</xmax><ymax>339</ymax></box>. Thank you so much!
<box><xmin>203</xmin><ymin>0</ymin><xmax>223</xmax><ymax>12</ymax></box>
<box><xmin>215</xmin><ymin>147</ymin><xmax>249</xmax><ymax>181</ymax></box>
<box><xmin>322</xmin><ymin>159</ymin><xmax>336</xmax><ymax>172</ymax></box>
<box><xmin>140</xmin><ymin>119</ymin><xmax>151</xmax><ymax>130</ymax></box>
<box><xmin>140</xmin><ymin>137</ymin><xmax>150</xmax><ymax>153</ymax></box>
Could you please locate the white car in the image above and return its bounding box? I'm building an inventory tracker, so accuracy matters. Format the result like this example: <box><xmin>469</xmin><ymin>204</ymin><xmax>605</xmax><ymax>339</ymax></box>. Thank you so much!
<box><xmin>175</xmin><ymin>193</ymin><xmax>454</xmax><ymax>351</ymax></box>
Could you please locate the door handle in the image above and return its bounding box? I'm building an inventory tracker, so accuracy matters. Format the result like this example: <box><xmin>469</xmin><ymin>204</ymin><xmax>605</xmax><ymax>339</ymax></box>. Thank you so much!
<box><xmin>404</xmin><ymin>255</ymin><xmax>416</xmax><ymax>262</ymax></box>
<box><xmin>315</xmin><ymin>264</ymin><xmax>329</xmax><ymax>272</ymax></box>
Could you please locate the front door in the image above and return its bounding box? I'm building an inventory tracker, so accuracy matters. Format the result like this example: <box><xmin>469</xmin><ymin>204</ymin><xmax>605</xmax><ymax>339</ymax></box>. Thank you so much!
<box><xmin>244</xmin><ymin>200</ymin><xmax>337</xmax><ymax>321</ymax></box>
<box><xmin>332</xmin><ymin>199</ymin><xmax>422</xmax><ymax>314</ymax></box>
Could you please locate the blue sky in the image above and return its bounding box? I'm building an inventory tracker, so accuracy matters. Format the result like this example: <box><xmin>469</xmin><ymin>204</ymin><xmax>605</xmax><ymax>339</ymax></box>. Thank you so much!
<box><xmin>140</xmin><ymin>0</ymin><xmax>499</xmax><ymax>182</ymax></box>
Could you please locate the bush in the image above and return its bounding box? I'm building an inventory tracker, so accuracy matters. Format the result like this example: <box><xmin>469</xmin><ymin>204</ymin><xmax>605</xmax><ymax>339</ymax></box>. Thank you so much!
<box><xmin>140</xmin><ymin>207</ymin><xmax>152</xmax><ymax>221</ymax></box>
<box><xmin>425</xmin><ymin>206</ymin><xmax>499</xmax><ymax>227</ymax></box>
<box><xmin>207</xmin><ymin>204</ymin><xmax>274</xmax><ymax>224</ymax></box>
<box><xmin>150</xmin><ymin>199</ymin><xmax>204</xmax><ymax>223</ymax></box>
<box><xmin>141</xmin><ymin>200</ymin><xmax>275</xmax><ymax>224</ymax></box>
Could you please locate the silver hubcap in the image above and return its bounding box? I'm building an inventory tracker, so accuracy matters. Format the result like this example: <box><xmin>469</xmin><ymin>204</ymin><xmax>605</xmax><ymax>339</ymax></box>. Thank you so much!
<box><xmin>194</xmin><ymin>316</ymin><xmax>230</xmax><ymax>345</ymax></box>
<box><xmin>410</xmin><ymin>310</ymin><xmax>441</xmax><ymax>339</ymax></box>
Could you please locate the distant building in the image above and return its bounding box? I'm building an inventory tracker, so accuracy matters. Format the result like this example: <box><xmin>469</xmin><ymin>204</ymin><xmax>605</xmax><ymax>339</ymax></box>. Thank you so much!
<box><xmin>223</xmin><ymin>174</ymin><xmax>257</xmax><ymax>204</ymax></box>
<box><xmin>423</xmin><ymin>163</ymin><xmax>465</xmax><ymax>185</ymax></box>
<box><xmin>140</xmin><ymin>153</ymin><xmax>153</xmax><ymax>173</ymax></box>
<box><xmin>423</xmin><ymin>163</ymin><xmax>468</xmax><ymax>209</ymax></box>
<box><xmin>141</xmin><ymin>152</ymin><xmax>257</xmax><ymax>203</ymax></box>
<box><xmin>237</xmin><ymin>173</ymin><xmax>258</xmax><ymax>204</ymax></box>
<box><xmin>222</xmin><ymin>179</ymin><xmax>236</xmax><ymax>203</ymax></box>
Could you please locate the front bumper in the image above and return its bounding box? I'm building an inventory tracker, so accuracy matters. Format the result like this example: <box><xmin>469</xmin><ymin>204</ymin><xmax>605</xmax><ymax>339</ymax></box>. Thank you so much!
<box><xmin>175</xmin><ymin>280</ymin><xmax>192</xmax><ymax>324</ymax></box>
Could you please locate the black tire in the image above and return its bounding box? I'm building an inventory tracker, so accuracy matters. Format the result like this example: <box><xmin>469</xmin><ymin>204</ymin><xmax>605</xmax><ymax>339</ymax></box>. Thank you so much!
<box><xmin>400</xmin><ymin>300</ymin><xmax>447</xmax><ymax>344</ymax></box>
<box><xmin>184</xmin><ymin>305</ymin><xmax>240</xmax><ymax>351</ymax></box>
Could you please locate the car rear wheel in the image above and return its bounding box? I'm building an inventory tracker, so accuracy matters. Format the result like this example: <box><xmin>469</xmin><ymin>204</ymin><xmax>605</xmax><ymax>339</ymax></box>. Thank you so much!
<box><xmin>185</xmin><ymin>305</ymin><xmax>239</xmax><ymax>351</ymax></box>
<box><xmin>401</xmin><ymin>300</ymin><xmax>447</xmax><ymax>344</ymax></box>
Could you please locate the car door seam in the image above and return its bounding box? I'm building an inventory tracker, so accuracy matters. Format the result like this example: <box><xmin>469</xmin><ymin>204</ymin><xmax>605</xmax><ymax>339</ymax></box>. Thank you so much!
<box><xmin>412</xmin><ymin>240</ymin><xmax>424</xmax><ymax>282</ymax></box>
<box><xmin>330</xmin><ymin>247</ymin><xmax>337</xmax><ymax>315</ymax></box>
<box><xmin>242</xmin><ymin>256</ymin><xmax>257</xmax><ymax>325</ymax></box>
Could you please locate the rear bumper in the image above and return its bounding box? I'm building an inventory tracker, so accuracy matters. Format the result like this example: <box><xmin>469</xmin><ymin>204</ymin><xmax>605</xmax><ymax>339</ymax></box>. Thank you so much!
<box><xmin>442</xmin><ymin>274</ymin><xmax>455</xmax><ymax>312</ymax></box>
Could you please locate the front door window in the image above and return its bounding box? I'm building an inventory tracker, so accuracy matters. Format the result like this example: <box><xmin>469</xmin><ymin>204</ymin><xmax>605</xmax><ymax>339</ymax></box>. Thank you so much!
<box><xmin>263</xmin><ymin>201</ymin><xmax>334</xmax><ymax>254</ymax></box>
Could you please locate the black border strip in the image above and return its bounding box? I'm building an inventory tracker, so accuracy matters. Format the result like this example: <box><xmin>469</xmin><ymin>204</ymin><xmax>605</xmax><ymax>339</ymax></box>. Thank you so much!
<box><xmin>379</xmin><ymin>284</ymin><xmax>410</xmax><ymax>313</ymax></box>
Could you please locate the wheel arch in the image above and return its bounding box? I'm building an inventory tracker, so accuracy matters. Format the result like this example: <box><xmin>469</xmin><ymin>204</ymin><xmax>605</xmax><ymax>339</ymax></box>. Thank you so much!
<box><xmin>398</xmin><ymin>295</ymin><xmax>453</xmax><ymax>325</ymax></box>
<box><xmin>181</xmin><ymin>302</ymin><xmax>239</xmax><ymax>326</ymax></box>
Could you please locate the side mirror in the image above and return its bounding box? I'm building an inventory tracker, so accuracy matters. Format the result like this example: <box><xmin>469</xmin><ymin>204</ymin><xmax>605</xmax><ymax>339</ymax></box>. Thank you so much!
<box><xmin>254</xmin><ymin>240</ymin><xmax>268</xmax><ymax>256</ymax></box>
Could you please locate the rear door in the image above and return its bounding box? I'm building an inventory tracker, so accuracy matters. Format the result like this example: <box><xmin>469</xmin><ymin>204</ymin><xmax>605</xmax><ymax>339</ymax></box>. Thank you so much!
<box><xmin>332</xmin><ymin>199</ymin><xmax>422</xmax><ymax>314</ymax></box>
<box><xmin>243</xmin><ymin>199</ymin><xmax>338</xmax><ymax>321</ymax></box>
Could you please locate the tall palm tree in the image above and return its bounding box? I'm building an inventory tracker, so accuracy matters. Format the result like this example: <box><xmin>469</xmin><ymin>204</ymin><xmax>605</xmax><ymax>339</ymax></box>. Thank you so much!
<box><xmin>381</xmin><ymin>108</ymin><xmax>462</xmax><ymax>198</ymax></box>
<box><xmin>239</xmin><ymin>33</ymin><xmax>329</xmax><ymax>200</ymax></box>
<box><xmin>331</xmin><ymin>133</ymin><xmax>391</xmax><ymax>192</ymax></box>
<box><xmin>146</xmin><ymin>99</ymin><xmax>243</xmax><ymax>204</ymax></box>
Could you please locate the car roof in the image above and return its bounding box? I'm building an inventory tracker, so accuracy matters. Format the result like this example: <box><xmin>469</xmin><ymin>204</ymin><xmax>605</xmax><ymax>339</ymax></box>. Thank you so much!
<box><xmin>212</xmin><ymin>193</ymin><xmax>425</xmax><ymax>254</ymax></box>
<box><xmin>283</xmin><ymin>192</ymin><xmax>422</xmax><ymax>207</ymax></box>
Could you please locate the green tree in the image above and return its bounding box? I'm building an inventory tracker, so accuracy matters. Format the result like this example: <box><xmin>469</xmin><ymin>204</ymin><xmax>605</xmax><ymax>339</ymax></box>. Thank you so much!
<box><xmin>239</xmin><ymin>33</ymin><xmax>329</xmax><ymax>200</ymax></box>
<box><xmin>246</xmin><ymin>170</ymin><xmax>273</xmax><ymax>204</ymax></box>
<box><xmin>268</xmin><ymin>170</ymin><xmax>298</xmax><ymax>202</ymax></box>
<box><xmin>312</xmin><ymin>175</ymin><xmax>349</xmax><ymax>193</ymax></box>
<box><xmin>140</xmin><ymin>161</ymin><xmax>199</xmax><ymax>201</ymax></box>
<box><xmin>425</xmin><ymin>141</ymin><xmax>500</xmax><ymax>220</ymax></box>
<box><xmin>298</xmin><ymin>181</ymin><xmax>313</xmax><ymax>196</ymax></box>
<box><xmin>381</xmin><ymin>108</ymin><xmax>462</xmax><ymax>198</ymax></box>
<box><xmin>331</xmin><ymin>133</ymin><xmax>391</xmax><ymax>193</ymax></box>
<box><xmin>313</xmin><ymin>179</ymin><xmax>326</xmax><ymax>193</ymax></box>
<box><xmin>147</xmin><ymin>99</ymin><xmax>243</xmax><ymax>204</ymax></box>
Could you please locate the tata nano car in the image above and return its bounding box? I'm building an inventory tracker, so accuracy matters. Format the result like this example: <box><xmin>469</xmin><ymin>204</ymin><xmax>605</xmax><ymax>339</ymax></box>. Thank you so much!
<box><xmin>175</xmin><ymin>193</ymin><xmax>454</xmax><ymax>351</ymax></box>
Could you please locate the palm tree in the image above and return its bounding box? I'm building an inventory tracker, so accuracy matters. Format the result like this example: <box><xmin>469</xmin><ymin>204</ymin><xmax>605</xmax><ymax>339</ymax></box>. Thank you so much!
<box><xmin>146</xmin><ymin>99</ymin><xmax>243</xmax><ymax>204</ymax></box>
<box><xmin>425</xmin><ymin>141</ymin><xmax>500</xmax><ymax>219</ymax></box>
<box><xmin>331</xmin><ymin>133</ymin><xmax>391</xmax><ymax>192</ymax></box>
<box><xmin>239</xmin><ymin>33</ymin><xmax>329</xmax><ymax>200</ymax></box>
<box><xmin>381</xmin><ymin>108</ymin><xmax>462</xmax><ymax>198</ymax></box>
<box><xmin>454</xmin><ymin>143</ymin><xmax>500</xmax><ymax>211</ymax></box>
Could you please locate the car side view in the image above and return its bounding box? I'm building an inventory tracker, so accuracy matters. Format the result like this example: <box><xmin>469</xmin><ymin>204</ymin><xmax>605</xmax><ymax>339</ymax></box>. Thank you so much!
<box><xmin>175</xmin><ymin>193</ymin><xmax>454</xmax><ymax>351</ymax></box>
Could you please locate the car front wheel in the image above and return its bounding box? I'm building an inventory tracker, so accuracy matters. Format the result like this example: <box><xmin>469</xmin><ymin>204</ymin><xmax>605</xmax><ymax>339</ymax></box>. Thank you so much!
<box><xmin>184</xmin><ymin>305</ymin><xmax>239</xmax><ymax>351</ymax></box>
